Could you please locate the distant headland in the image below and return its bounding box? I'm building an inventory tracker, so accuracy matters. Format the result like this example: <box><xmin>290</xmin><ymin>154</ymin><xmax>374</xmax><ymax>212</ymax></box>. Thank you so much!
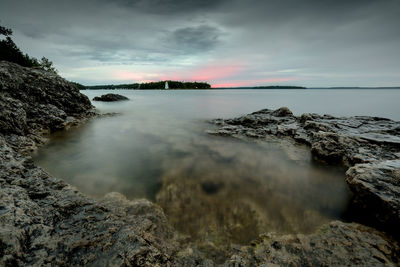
<box><xmin>76</xmin><ymin>81</ymin><xmax>211</xmax><ymax>90</ymax></box>
<box><xmin>59</xmin><ymin>81</ymin><xmax>400</xmax><ymax>91</ymax></box>
<box><xmin>74</xmin><ymin>81</ymin><xmax>306</xmax><ymax>90</ymax></box>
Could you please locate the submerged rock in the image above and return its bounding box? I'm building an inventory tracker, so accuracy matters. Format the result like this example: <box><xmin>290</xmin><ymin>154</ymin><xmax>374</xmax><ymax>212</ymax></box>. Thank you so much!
<box><xmin>92</xmin><ymin>93</ymin><xmax>129</xmax><ymax>102</ymax></box>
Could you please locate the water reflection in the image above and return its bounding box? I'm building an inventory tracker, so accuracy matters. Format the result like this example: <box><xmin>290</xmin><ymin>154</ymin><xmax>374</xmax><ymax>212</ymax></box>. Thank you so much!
<box><xmin>33</xmin><ymin>90</ymin><xmax>353</xmax><ymax>251</ymax></box>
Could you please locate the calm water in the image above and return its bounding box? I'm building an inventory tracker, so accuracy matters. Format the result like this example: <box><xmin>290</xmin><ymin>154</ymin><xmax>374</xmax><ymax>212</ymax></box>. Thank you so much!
<box><xmin>33</xmin><ymin>89</ymin><xmax>400</xmax><ymax>245</ymax></box>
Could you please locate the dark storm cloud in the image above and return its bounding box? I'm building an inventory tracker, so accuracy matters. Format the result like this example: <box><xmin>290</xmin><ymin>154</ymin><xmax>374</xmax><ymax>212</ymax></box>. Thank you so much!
<box><xmin>167</xmin><ymin>25</ymin><xmax>221</xmax><ymax>54</ymax></box>
<box><xmin>0</xmin><ymin>0</ymin><xmax>399</xmax><ymax>86</ymax></box>
<box><xmin>14</xmin><ymin>23</ymin><xmax>48</xmax><ymax>39</ymax></box>
<box><xmin>110</xmin><ymin>0</ymin><xmax>228</xmax><ymax>15</ymax></box>
<box><xmin>217</xmin><ymin>0</ymin><xmax>400</xmax><ymax>37</ymax></box>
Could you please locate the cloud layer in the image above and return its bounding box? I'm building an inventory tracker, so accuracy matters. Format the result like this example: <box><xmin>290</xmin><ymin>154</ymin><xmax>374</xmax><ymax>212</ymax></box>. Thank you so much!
<box><xmin>1</xmin><ymin>0</ymin><xmax>399</xmax><ymax>86</ymax></box>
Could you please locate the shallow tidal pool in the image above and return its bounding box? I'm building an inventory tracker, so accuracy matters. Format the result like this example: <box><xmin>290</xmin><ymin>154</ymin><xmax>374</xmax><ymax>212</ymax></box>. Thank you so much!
<box><xmin>33</xmin><ymin>89</ymin><xmax>400</xmax><ymax>248</ymax></box>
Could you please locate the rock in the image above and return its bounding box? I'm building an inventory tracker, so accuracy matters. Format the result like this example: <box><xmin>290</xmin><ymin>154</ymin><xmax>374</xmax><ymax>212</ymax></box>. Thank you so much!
<box><xmin>210</xmin><ymin>107</ymin><xmax>400</xmax><ymax>240</ymax></box>
<box><xmin>223</xmin><ymin>221</ymin><xmax>400</xmax><ymax>267</ymax></box>
<box><xmin>92</xmin><ymin>93</ymin><xmax>129</xmax><ymax>102</ymax></box>
<box><xmin>271</xmin><ymin>106</ymin><xmax>293</xmax><ymax>117</ymax></box>
<box><xmin>0</xmin><ymin>96</ymin><xmax>27</xmax><ymax>135</ymax></box>
<box><xmin>0</xmin><ymin>60</ymin><xmax>94</xmax><ymax>139</ymax></box>
<box><xmin>346</xmin><ymin>160</ymin><xmax>400</xmax><ymax>236</ymax></box>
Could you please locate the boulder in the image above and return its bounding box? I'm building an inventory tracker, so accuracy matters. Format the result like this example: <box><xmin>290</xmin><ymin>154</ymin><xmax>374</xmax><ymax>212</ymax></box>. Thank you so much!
<box><xmin>92</xmin><ymin>93</ymin><xmax>129</xmax><ymax>102</ymax></box>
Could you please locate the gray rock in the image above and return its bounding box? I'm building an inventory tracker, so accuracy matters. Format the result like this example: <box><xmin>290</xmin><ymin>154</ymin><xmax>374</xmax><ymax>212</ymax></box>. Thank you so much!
<box><xmin>0</xmin><ymin>61</ymin><xmax>94</xmax><ymax>139</ymax></box>
<box><xmin>271</xmin><ymin>106</ymin><xmax>293</xmax><ymax>117</ymax></box>
<box><xmin>223</xmin><ymin>221</ymin><xmax>399</xmax><ymax>267</ymax></box>
<box><xmin>92</xmin><ymin>93</ymin><xmax>129</xmax><ymax>102</ymax></box>
<box><xmin>346</xmin><ymin>160</ymin><xmax>400</xmax><ymax>235</ymax></box>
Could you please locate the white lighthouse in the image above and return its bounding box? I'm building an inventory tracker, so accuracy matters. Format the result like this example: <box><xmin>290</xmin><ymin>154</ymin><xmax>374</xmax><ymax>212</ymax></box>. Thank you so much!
<box><xmin>165</xmin><ymin>81</ymin><xmax>169</xmax><ymax>89</ymax></box>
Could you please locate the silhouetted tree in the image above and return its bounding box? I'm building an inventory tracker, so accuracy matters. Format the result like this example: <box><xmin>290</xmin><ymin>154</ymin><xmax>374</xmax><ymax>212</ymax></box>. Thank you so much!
<box><xmin>69</xmin><ymin>81</ymin><xmax>86</xmax><ymax>90</ymax></box>
<box><xmin>0</xmin><ymin>22</ymin><xmax>57</xmax><ymax>73</ymax></box>
<box><xmin>39</xmin><ymin>57</ymin><xmax>57</xmax><ymax>74</ymax></box>
<box><xmin>0</xmin><ymin>24</ymin><xmax>13</xmax><ymax>36</ymax></box>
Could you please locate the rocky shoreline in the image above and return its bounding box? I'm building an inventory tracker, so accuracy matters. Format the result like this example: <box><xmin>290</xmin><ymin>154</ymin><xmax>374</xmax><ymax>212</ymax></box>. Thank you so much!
<box><xmin>1</xmin><ymin>61</ymin><xmax>399</xmax><ymax>266</ymax></box>
<box><xmin>0</xmin><ymin>61</ymin><xmax>182</xmax><ymax>266</ymax></box>
<box><xmin>209</xmin><ymin>107</ymin><xmax>400</xmax><ymax>239</ymax></box>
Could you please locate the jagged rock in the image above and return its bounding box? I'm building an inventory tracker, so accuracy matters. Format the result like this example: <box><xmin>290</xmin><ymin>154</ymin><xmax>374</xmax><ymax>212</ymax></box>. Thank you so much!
<box><xmin>346</xmin><ymin>160</ymin><xmax>400</xmax><ymax>236</ymax></box>
<box><xmin>210</xmin><ymin>107</ymin><xmax>400</xmax><ymax>240</ymax></box>
<box><xmin>271</xmin><ymin>106</ymin><xmax>293</xmax><ymax>117</ymax></box>
<box><xmin>0</xmin><ymin>96</ymin><xmax>27</xmax><ymax>135</ymax></box>
<box><xmin>92</xmin><ymin>93</ymin><xmax>129</xmax><ymax>102</ymax></box>
<box><xmin>0</xmin><ymin>61</ymin><xmax>93</xmax><ymax>138</ymax></box>
<box><xmin>223</xmin><ymin>221</ymin><xmax>399</xmax><ymax>267</ymax></box>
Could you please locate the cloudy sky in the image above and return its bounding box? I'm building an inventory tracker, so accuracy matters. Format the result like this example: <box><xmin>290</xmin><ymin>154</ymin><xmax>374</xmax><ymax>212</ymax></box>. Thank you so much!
<box><xmin>1</xmin><ymin>0</ymin><xmax>399</xmax><ymax>87</ymax></box>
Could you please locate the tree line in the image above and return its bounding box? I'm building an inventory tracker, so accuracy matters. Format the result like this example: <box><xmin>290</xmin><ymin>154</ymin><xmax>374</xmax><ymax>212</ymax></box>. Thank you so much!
<box><xmin>84</xmin><ymin>81</ymin><xmax>211</xmax><ymax>90</ymax></box>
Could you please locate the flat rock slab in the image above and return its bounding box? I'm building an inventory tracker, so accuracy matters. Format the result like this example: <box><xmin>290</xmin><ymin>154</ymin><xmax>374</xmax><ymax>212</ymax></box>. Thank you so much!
<box><xmin>92</xmin><ymin>93</ymin><xmax>129</xmax><ymax>102</ymax></box>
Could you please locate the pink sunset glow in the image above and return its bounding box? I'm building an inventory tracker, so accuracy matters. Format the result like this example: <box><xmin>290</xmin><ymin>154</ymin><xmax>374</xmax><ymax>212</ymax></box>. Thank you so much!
<box><xmin>111</xmin><ymin>61</ymin><xmax>243</xmax><ymax>83</ymax></box>
<box><xmin>212</xmin><ymin>77</ymin><xmax>297</xmax><ymax>88</ymax></box>
<box><xmin>113</xmin><ymin>70</ymin><xmax>161</xmax><ymax>83</ymax></box>
<box><xmin>111</xmin><ymin>62</ymin><xmax>295</xmax><ymax>87</ymax></box>
<box><xmin>188</xmin><ymin>63</ymin><xmax>243</xmax><ymax>81</ymax></box>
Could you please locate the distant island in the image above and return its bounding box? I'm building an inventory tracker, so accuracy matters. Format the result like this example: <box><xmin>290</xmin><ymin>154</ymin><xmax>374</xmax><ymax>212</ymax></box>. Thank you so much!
<box><xmin>76</xmin><ymin>81</ymin><xmax>211</xmax><ymax>90</ymax></box>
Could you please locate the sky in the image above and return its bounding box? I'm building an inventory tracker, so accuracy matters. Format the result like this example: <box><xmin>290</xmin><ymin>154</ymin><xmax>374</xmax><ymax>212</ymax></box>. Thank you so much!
<box><xmin>0</xmin><ymin>0</ymin><xmax>399</xmax><ymax>87</ymax></box>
